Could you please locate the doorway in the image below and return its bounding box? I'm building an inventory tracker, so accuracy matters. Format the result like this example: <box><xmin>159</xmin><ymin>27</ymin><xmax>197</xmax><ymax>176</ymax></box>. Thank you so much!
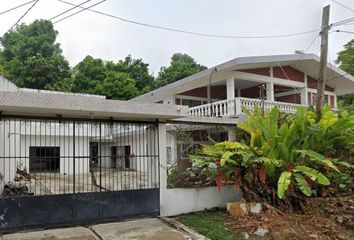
<box><xmin>111</xmin><ymin>146</ymin><xmax>117</xmax><ymax>168</ymax></box>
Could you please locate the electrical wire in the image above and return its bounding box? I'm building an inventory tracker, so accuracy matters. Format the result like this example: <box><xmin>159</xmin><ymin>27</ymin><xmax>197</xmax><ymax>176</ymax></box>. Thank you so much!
<box><xmin>330</xmin><ymin>0</ymin><xmax>354</xmax><ymax>13</ymax></box>
<box><xmin>332</xmin><ymin>16</ymin><xmax>354</xmax><ymax>26</ymax></box>
<box><xmin>0</xmin><ymin>0</ymin><xmax>106</xmax><ymax>47</ymax></box>
<box><xmin>0</xmin><ymin>0</ymin><xmax>37</xmax><ymax>16</ymax></box>
<box><xmin>53</xmin><ymin>0</ymin><xmax>106</xmax><ymax>24</ymax></box>
<box><xmin>49</xmin><ymin>0</ymin><xmax>93</xmax><ymax>21</ymax></box>
<box><xmin>57</xmin><ymin>0</ymin><xmax>320</xmax><ymax>39</ymax></box>
<box><xmin>4</xmin><ymin>0</ymin><xmax>40</xmax><ymax>36</ymax></box>
<box><xmin>293</xmin><ymin>33</ymin><xmax>320</xmax><ymax>68</ymax></box>
<box><xmin>335</xmin><ymin>29</ymin><xmax>354</xmax><ymax>34</ymax></box>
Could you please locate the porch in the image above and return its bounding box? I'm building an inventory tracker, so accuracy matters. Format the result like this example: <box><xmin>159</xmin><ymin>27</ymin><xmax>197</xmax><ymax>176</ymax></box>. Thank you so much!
<box><xmin>188</xmin><ymin>97</ymin><xmax>306</xmax><ymax>117</ymax></box>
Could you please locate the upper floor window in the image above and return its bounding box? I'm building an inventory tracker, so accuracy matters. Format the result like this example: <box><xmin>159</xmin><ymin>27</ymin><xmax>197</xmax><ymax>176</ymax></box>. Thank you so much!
<box><xmin>311</xmin><ymin>93</ymin><xmax>328</xmax><ymax>106</ymax></box>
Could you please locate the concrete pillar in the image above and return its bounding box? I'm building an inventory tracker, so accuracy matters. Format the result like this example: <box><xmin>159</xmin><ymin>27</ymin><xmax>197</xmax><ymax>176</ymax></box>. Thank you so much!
<box><xmin>334</xmin><ymin>93</ymin><xmax>338</xmax><ymax>109</ymax></box>
<box><xmin>302</xmin><ymin>75</ymin><xmax>309</xmax><ymax>105</ymax></box>
<box><xmin>301</xmin><ymin>87</ymin><xmax>308</xmax><ymax>105</ymax></box>
<box><xmin>227</xmin><ymin>127</ymin><xmax>236</xmax><ymax>141</ymax></box>
<box><xmin>226</xmin><ymin>76</ymin><xmax>235</xmax><ymax>100</ymax></box>
<box><xmin>237</xmin><ymin>89</ymin><xmax>241</xmax><ymax>97</ymax></box>
<box><xmin>266</xmin><ymin>82</ymin><xmax>274</xmax><ymax>101</ymax></box>
<box><xmin>158</xmin><ymin>123</ymin><xmax>167</xmax><ymax>189</ymax></box>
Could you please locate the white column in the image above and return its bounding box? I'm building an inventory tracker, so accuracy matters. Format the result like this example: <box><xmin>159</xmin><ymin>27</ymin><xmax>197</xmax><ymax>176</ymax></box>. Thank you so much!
<box><xmin>158</xmin><ymin>123</ymin><xmax>167</xmax><ymax>189</ymax></box>
<box><xmin>226</xmin><ymin>76</ymin><xmax>235</xmax><ymax>100</ymax></box>
<box><xmin>301</xmin><ymin>88</ymin><xmax>308</xmax><ymax>105</ymax></box>
<box><xmin>227</xmin><ymin>127</ymin><xmax>236</xmax><ymax>141</ymax></box>
<box><xmin>302</xmin><ymin>75</ymin><xmax>308</xmax><ymax>105</ymax></box>
<box><xmin>334</xmin><ymin>93</ymin><xmax>338</xmax><ymax>109</ymax></box>
<box><xmin>237</xmin><ymin>89</ymin><xmax>241</xmax><ymax>97</ymax></box>
<box><xmin>266</xmin><ymin>82</ymin><xmax>274</xmax><ymax>101</ymax></box>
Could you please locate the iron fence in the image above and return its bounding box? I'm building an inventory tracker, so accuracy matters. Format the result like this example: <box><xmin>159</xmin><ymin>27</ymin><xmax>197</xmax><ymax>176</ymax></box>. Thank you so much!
<box><xmin>0</xmin><ymin>115</ymin><xmax>160</xmax><ymax>197</ymax></box>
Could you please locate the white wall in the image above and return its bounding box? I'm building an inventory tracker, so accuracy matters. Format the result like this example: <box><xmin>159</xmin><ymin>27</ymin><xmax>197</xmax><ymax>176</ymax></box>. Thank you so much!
<box><xmin>100</xmin><ymin>127</ymin><xmax>160</xmax><ymax>188</ymax></box>
<box><xmin>0</xmin><ymin>76</ymin><xmax>18</xmax><ymax>92</ymax></box>
<box><xmin>166</xmin><ymin>132</ymin><xmax>177</xmax><ymax>165</ymax></box>
<box><xmin>0</xmin><ymin>121</ymin><xmax>98</xmax><ymax>182</ymax></box>
<box><xmin>160</xmin><ymin>186</ymin><xmax>242</xmax><ymax>216</ymax></box>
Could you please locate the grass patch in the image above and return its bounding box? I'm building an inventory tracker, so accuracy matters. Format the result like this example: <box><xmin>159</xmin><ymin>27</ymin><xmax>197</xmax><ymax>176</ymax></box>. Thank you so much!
<box><xmin>175</xmin><ymin>210</ymin><xmax>241</xmax><ymax>240</ymax></box>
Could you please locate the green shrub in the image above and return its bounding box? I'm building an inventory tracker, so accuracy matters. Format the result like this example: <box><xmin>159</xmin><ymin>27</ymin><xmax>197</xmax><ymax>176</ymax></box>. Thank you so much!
<box><xmin>190</xmin><ymin>105</ymin><xmax>354</xmax><ymax>199</ymax></box>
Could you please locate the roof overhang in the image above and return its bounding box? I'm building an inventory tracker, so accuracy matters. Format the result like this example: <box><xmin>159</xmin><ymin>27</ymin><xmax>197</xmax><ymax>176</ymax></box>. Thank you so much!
<box><xmin>131</xmin><ymin>54</ymin><xmax>354</xmax><ymax>102</ymax></box>
<box><xmin>0</xmin><ymin>92</ymin><xmax>189</xmax><ymax>121</ymax></box>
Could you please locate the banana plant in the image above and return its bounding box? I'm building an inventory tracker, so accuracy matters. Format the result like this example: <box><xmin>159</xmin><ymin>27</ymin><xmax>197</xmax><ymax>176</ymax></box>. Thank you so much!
<box><xmin>190</xmin><ymin>105</ymin><xmax>354</xmax><ymax>199</ymax></box>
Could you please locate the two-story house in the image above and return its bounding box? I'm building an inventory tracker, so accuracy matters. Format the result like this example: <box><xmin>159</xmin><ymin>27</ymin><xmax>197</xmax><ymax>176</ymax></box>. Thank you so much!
<box><xmin>130</xmin><ymin>54</ymin><xmax>354</xmax><ymax>167</ymax></box>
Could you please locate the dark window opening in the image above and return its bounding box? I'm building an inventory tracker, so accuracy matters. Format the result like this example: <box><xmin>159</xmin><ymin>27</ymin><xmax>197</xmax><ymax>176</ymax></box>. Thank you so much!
<box><xmin>90</xmin><ymin>142</ymin><xmax>99</xmax><ymax>167</ymax></box>
<box><xmin>29</xmin><ymin>147</ymin><xmax>60</xmax><ymax>172</ymax></box>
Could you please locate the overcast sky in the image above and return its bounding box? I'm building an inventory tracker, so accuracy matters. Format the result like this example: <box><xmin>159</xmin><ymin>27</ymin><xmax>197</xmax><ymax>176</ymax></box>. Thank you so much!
<box><xmin>1</xmin><ymin>0</ymin><xmax>354</xmax><ymax>74</ymax></box>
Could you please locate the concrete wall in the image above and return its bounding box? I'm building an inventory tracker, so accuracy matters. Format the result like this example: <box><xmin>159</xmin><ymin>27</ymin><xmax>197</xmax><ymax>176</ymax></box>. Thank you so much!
<box><xmin>160</xmin><ymin>186</ymin><xmax>242</xmax><ymax>216</ymax></box>
<box><xmin>99</xmin><ymin>127</ymin><xmax>160</xmax><ymax>188</ymax></box>
<box><xmin>0</xmin><ymin>121</ymin><xmax>102</xmax><ymax>181</ymax></box>
<box><xmin>0</xmin><ymin>76</ymin><xmax>18</xmax><ymax>92</ymax></box>
<box><xmin>0</xmin><ymin>134</ymin><xmax>90</xmax><ymax>182</ymax></box>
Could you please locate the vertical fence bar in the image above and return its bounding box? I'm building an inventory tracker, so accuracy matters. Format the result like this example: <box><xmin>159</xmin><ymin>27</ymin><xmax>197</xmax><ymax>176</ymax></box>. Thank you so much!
<box><xmin>73</xmin><ymin>120</ymin><xmax>76</xmax><ymax>194</ymax></box>
<box><xmin>99</xmin><ymin>122</ymin><xmax>102</xmax><ymax>193</ymax></box>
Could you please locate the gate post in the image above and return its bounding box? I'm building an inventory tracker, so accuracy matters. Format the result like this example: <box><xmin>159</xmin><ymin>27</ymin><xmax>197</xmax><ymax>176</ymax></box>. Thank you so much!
<box><xmin>158</xmin><ymin>123</ymin><xmax>167</xmax><ymax>189</ymax></box>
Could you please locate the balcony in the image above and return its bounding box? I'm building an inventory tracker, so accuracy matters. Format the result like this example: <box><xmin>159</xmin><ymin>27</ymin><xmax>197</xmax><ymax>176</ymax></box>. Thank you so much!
<box><xmin>188</xmin><ymin>97</ymin><xmax>306</xmax><ymax>118</ymax></box>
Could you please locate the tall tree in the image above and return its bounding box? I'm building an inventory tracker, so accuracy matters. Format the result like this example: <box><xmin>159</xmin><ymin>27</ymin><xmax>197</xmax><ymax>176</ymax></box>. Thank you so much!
<box><xmin>0</xmin><ymin>20</ymin><xmax>71</xmax><ymax>89</ymax></box>
<box><xmin>71</xmin><ymin>55</ymin><xmax>106</xmax><ymax>94</ymax></box>
<box><xmin>68</xmin><ymin>55</ymin><xmax>139</xmax><ymax>100</ymax></box>
<box><xmin>155</xmin><ymin>53</ymin><xmax>207</xmax><ymax>88</ymax></box>
<box><xmin>114</xmin><ymin>55</ymin><xmax>154</xmax><ymax>93</ymax></box>
<box><xmin>336</xmin><ymin>39</ymin><xmax>354</xmax><ymax>112</ymax></box>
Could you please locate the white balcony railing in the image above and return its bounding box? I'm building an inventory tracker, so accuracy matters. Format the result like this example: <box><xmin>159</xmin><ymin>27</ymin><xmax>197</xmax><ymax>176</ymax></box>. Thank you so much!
<box><xmin>188</xmin><ymin>97</ymin><xmax>306</xmax><ymax>118</ymax></box>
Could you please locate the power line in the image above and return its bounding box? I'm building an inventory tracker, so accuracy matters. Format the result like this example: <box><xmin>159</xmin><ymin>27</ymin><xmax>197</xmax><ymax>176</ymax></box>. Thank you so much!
<box><xmin>332</xmin><ymin>16</ymin><xmax>354</xmax><ymax>26</ymax></box>
<box><xmin>4</xmin><ymin>0</ymin><xmax>40</xmax><ymax>36</ymax></box>
<box><xmin>330</xmin><ymin>0</ymin><xmax>354</xmax><ymax>13</ymax></box>
<box><xmin>0</xmin><ymin>0</ymin><xmax>37</xmax><ymax>16</ymax></box>
<box><xmin>49</xmin><ymin>0</ymin><xmax>93</xmax><ymax>21</ymax></box>
<box><xmin>57</xmin><ymin>0</ymin><xmax>320</xmax><ymax>39</ymax></box>
<box><xmin>53</xmin><ymin>0</ymin><xmax>106</xmax><ymax>24</ymax></box>
<box><xmin>0</xmin><ymin>0</ymin><xmax>106</xmax><ymax>47</ymax></box>
<box><xmin>293</xmin><ymin>33</ymin><xmax>320</xmax><ymax>68</ymax></box>
<box><xmin>335</xmin><ymin>29</ymin><xmax>354</xmax><ymax>34</ymax></box>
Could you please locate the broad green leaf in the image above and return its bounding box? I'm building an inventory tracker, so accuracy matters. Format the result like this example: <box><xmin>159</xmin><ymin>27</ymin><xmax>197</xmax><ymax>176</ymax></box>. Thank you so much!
<box><xmin>294</xmin><ymin>173</ymin><xmax>312</xmax><ymax>196</ymax></box>
<box><xmin>335</xmin><ymin>161</ymin><xmax>354</xmax><ymax>169</ymax></box>
<box><xmin>220</xmin><ymin>151</ymin><xmax>235</xmax><ymax>166</ymax></box>
<box><xmin>294</xmin><ymin>150</ymin><xmax>339</xmax><ymax>172</ymax></box>
<box><xmin>277</xmin><ymin>171</ymin><xmax>292</xmax><ymax>199</ymax></box>
<box><xmin>294</xmin><ymin>166</ymin><xmax>330</xmax><ymax>186</ymax></box>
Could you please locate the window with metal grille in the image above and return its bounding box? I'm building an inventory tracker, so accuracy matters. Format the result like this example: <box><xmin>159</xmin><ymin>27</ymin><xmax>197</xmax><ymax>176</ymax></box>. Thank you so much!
<box><xmin>29</xmin><ymin>147</ymin><xmax>60</xmax><ymax>172</ymax></box>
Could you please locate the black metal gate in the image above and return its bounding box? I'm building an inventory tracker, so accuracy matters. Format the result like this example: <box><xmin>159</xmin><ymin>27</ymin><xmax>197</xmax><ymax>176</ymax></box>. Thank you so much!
<box><xmin>0</xmin><ymin>115</ymin><xmax>160</xmax><ymax>232</ymax></box>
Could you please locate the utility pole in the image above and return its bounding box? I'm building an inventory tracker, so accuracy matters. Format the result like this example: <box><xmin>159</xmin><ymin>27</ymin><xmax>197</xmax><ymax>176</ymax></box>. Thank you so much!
<box><xmin>316</xmin><ymin>5</ymin><xmax>330</xmax><ymax>120</ymax></box>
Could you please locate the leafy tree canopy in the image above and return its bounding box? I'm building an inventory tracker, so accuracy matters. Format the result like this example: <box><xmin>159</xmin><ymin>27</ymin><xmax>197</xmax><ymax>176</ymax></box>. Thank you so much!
<box><xmin>155</xmin><ymin>53</ymin><xmax>207</xmax><ymax>88</ymax></box>
<box><xmin>114</xmin><ymin>55</ymin><xmax>154</xmax><ymax>92</ymax></box>
<box><xmin>65</xmin><ymin>55</ymin><xmax>139</xmax><ymax>100</ymax></box>
<box><xmin>0</xmin><ymin>20</ymin><xmax>71</xmax><ymax>89</ymax></box>
<box><xmin>336</xmin><ymin>39</ymin><xmax>354</xmax><ymax>112</ymax></box>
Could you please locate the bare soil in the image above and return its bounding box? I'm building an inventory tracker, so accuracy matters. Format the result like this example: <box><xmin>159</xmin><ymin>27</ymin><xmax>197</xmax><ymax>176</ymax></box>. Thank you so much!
<box><xmin>225</xmin><ymin>196</ymin><xmax>354</xmax><ymax>240</ymax></box>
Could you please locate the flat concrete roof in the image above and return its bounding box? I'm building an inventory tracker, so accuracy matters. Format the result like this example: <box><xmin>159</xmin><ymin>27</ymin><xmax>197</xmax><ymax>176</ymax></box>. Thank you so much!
<box><xmin>0</xmin><ymin>92</ymin><xmax>188</xmax><ymax>121</ymax></box>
